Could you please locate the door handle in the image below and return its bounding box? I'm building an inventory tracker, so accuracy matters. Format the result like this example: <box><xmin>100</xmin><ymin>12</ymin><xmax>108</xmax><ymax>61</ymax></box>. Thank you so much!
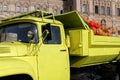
<box><xmin>60</xmin><ymin>49</ymin><xmax>67</xmax><ymax>52</ymax></box>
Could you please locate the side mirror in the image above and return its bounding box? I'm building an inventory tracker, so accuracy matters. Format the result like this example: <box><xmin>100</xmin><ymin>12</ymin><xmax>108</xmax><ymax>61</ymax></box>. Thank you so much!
<box><xmin>27</xmin><ymin>31</ymin><xmax>34</xmax><ymax>40</ymax></box>
<box><xmin>42</xmin><ymin>23</ymin><xmax>52</xmax><ymax>41</ymax></box>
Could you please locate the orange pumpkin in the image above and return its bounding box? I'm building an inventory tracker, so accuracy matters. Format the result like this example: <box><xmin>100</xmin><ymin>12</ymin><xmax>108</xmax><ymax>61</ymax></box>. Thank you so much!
<box><xmin>107</xmin><ymin>33</ymin><xmax>112</xmax><ymax>36</ymax></box>
<box><xmin>92</xmin><ymin>27</ymin><xmax>97</xmax><ymax>34</ymax></box>
<box><xmin>111</xmin><ymin>27</ymin><xmax>117</xmax><ymax>34</ymax></box>
<box><xmin>107</xmin><ymin>27</ymin><xmax>113</xmax><ymax>34</ymax></box>
<box><xmin>103</xmin><ymin>33</ymin><xmax>108</xmax><ymax>36</ymax></box>
<box><xmin>96</xmin><ymin>28</ymin><xmax>104</xmax><ymax>35</ymax></box>
<box><xmin>95</xmin><ymin>22</ymin><xmax>101</xmax><ymax>29</ymax></box>
<box><xmin>102</xmin><ymin>26</ymin><xmax>109</xmax><ymax>32</ymax></box>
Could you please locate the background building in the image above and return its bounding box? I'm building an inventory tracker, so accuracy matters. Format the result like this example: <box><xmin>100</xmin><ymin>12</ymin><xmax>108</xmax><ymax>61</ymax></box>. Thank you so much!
<box><xmin>1</xmin><ymin>0</ymin><xmax>120</xmax><ymax>33</ymax></box>
<box><xmin>0</xmin><ymin>0</ymin><xmax>64</xmax><ymax>18</ymax></box>
<box><xmin>71</xmin><ymin>0</ymin><xmax>120</xmax><ymax>34</ymax></box>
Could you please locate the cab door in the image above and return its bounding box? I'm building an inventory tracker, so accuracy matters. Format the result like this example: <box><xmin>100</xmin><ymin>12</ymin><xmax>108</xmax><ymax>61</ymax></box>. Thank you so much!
<box><xmin>37</xmin><ymin>23</ymin><xmax>70</xmax><ymax>80</ymax></box>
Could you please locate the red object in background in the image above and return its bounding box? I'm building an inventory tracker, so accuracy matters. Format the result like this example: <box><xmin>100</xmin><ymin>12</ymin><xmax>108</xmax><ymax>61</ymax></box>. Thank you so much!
<box><xmin>88</xmin><ymin>21</ymin><xmax>97</xmax><ymax>34</ymax></box>
<box><xmin>87</xmin><ymin>20</ymin><xmax>117</xmax><ymax>36</ymax></box>
<box><xmin>95</xmin><ymin>22</ymin><xmax>101</xmax><ymax>28</ymax></box>
<box><xmin>88</xmin><ymin>21</ymin><xmax>101</xmax><ymax>29</ymax></box>
<box><xmin>88</xmin><ymin>21</ymin><xmax>95</xmax><ymax>28</ymax></box>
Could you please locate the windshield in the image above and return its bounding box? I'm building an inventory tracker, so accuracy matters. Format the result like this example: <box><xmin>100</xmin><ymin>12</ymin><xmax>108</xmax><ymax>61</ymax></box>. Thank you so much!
<box><xmin>0</xmin><ymin>22</ymin><xmax>38</xmax><ymax>43</ymax></box>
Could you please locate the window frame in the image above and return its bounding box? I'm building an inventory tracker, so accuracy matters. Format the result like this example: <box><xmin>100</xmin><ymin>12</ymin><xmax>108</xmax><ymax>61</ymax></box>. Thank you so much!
<box><xmin>3</xmin><ymin>5</ymin><xmax>7</xmax><ymax>12</ymax></box>
<box><xmin>101</xmin><ymin>6</ymin><xmax>105</xmax><ymax>15</ymax></box>
<box><xmin>95</xmin><ymin>5</ymin><xmax>99</xmax><ymax>14</ymax></box>
<box><xmin>116</xmin><ymin>8</ymin><xmax>120</xmax><ymax>16</ymax></box>
<box><xmin>82</xmin><ymin>4</ymin><xmax>87</xmax><ymax>13</ymax></box>
<box><xmin>107</xmin><ymin>7</ymin><xmax>110</xmax><ymax>16</ymax></box>
<box><xmin>0</xmin><ymin>22</ymin><xmax>39</xmax><ymax>44</ymax></box>
<box><xmin>41</xmin><ymin>25</ymin><xmax>61</xmax><ymax>44</ymax></box>
<box><xmin>24</xmin><ymin>7</ymin><xmax>28</xmax><ymax>13</ymax></box>
<box><xmin>16</xmin><ymin>6</ymin><xmax>21</xmax><ymax>13</ymax></box>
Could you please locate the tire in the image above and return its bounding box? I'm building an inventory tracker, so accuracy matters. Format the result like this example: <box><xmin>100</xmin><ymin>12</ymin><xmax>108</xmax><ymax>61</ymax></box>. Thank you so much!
<box><xmin>0</xmin><ymin>74</ymin><xmax>33</xmax><ymax>80</ymax></box>
<box><xmin>71</xmin><ymin>72</ymin><xmax>101</xmax><ymax>80</ymax></box>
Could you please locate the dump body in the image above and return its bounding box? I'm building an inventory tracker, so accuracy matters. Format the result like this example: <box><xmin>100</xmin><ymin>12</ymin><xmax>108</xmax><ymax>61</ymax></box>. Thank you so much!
<box><xmin>53</xmin><ymin>11</ymin><xmax>120</xmax><ymax>67</ymax></box>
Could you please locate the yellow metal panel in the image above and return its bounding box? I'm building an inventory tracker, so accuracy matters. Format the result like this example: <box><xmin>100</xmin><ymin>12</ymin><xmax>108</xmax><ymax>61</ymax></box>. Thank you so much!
<box><xmin>71</xmin><ymin>30</ymin><xmax>120</xmax><ymax>67</ymax></box>
<box><xmin>89</xmin><ymin>30</ymin><xmax>120</xmax><ymax>46</ymax></box>
<box><xmin>36</xmin><ymin>23</ymin><xmax>70</xmax><ymax>80</ymax></box>
<box><xmin>69</xmin><ymin>30</ymin><xmax>89</xmax><ymax>56</ymax></box>
<box><xmin>53</xmin><ymin>11</ymin><xmax>89</xmax><ymax>29</ymax></box>
<box><xmin>0</xmin><ymin>57</ymin><xmax>38</xmax><ymax>80</ymax></box>
<box><xmin>38</xmin><ymin>45</ymin><xmax>70</xmax><ymax>80</ymax></box>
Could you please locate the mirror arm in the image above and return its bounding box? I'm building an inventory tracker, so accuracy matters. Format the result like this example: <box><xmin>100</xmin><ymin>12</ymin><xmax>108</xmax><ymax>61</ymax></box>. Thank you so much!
<box><xmin>42</xmin><ymin>29</ymin><xmax>49</xmax><ymax>41</ymax></box>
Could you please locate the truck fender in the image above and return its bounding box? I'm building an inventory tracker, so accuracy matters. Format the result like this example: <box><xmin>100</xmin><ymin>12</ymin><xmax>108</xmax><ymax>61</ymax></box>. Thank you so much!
<box><xmin>0</xmin><ymin>58</ymin><xmax>36</xmax><ymax>80</ymax></box>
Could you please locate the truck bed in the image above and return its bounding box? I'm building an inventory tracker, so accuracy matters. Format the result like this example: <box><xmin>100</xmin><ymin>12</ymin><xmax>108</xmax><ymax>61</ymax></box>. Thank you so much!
<box><xmin>69</xmin><ymin>29</ymin><xmax>120</xmax><ymax>67</ymax></box>
<box><xmin>53</xmin><ymin>11</ymin><xmax>120</xmax><ymax>67</ymax></box>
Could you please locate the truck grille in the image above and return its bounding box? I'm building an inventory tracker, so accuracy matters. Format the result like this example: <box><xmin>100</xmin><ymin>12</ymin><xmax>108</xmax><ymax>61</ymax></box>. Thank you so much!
<box><xmin>0</xmin><ymin>47</ymin><xmax>10</xmax><ymax>53</ymax></box>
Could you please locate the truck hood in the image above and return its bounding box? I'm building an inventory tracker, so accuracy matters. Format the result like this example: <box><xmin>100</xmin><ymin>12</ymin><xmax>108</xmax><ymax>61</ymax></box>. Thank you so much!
<box><xmin>0</xmin><ymin>58</ymin><xmax>35</xmax><ymax>78</ymax></box>
<box><xmin>0</xmin><ymin>42</ymin><xmax>28</xmax><ymax>57</ymax></box>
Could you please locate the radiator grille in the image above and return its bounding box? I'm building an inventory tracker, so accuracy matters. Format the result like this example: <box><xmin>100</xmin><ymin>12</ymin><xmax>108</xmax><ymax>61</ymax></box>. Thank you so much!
<box><xmin>0</xmin><ymin>47</ymin><xmax>11</xmax><ymax>53</ymax></box>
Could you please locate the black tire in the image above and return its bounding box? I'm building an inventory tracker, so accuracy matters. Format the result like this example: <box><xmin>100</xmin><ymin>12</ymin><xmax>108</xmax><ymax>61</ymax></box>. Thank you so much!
<box><xmin>71</xmin><ymin>72</ymin><xmax>102</xmax><ymax>80</ymax></box>
<box><xmin>0</xmin><ymin>74</ymin><xmax>33</xmax><ymax>80</ymax></box>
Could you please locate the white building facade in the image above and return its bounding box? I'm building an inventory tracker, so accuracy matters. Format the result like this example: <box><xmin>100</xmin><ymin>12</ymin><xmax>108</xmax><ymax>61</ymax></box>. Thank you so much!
<box><xmin>1</xmin><ymin>0</ymin><xmax>120</xmax><ymax>33</ymax></box>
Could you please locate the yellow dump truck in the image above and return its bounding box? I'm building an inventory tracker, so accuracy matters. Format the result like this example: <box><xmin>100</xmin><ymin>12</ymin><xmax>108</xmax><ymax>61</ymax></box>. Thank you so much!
<box><xmin>0</xmin><ymin>10</ymin><xmax>120</xmax><ymax>80</ymax></box>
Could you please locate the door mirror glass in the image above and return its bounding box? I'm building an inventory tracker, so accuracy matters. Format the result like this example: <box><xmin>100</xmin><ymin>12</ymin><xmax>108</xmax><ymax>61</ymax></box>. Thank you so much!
<box><xmin>27</xmin><ymin>30</ymin><xmax>34</xmax><ymax>40</ymax></box>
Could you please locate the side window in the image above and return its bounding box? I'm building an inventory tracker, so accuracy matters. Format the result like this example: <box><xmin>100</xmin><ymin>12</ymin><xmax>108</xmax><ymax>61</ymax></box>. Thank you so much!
<box><xmin>42</xmin><ymin>25</ymin><xmax>61</xmax><ymax>44</ymax></box>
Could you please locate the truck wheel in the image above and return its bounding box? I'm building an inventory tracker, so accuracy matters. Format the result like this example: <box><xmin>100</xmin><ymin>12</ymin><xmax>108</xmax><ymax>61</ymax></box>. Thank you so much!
<box><xmin>0</xmin><ymin>74</ymin><xmax>33</xmax><ymax>80</ymax></box>
<box><xmin>71</xmin><ymin>72</ymin><xmax>101</xmax><ymax>80</ymax></box>
<box><xmin>115</xmin><ymin>73</ymin><xmax>119</xmax><ymax>80</ymax></box>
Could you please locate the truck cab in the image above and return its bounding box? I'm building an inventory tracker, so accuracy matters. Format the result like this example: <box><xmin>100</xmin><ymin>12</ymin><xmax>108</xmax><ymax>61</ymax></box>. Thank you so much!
<box><xmin>0</xmin><ymin>11</ymin><xmax>70</xmax><ymax>80</ymax></box>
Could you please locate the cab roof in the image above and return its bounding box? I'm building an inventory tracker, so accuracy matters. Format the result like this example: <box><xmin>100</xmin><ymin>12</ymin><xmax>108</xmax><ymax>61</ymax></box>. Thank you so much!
<box><xmin>0</xmin><ymin>10</ymin><xmax>62</xmax><ymax>27</ymax></box>
<box><xmin>0</xmin><ymin>10</ymin><xmax>90</xmax><ymax>30</ymax></box>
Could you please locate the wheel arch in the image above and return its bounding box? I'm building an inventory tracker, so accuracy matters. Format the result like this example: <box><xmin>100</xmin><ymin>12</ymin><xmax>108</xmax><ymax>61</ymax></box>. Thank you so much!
<box><xmin>0</xmin><ymin>58</ymin><xmax>37</xmax><ymax>80</ymax></box>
